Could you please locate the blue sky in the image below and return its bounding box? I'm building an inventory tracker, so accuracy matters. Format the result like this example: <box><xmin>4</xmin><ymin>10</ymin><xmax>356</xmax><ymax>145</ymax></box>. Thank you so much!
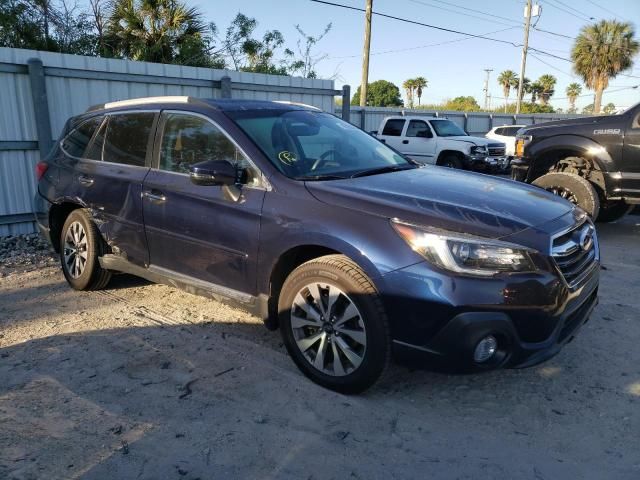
<box><xmin>195</xmin><ymin>0</ymin><xmax>640</xmax><ymax>111</ymax></box>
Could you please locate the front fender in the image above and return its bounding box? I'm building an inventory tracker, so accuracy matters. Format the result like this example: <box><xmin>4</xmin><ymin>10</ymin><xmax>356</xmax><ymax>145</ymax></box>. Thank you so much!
<box><xmin>527</xmin><ymin>134</ymin><xmax>615</xmax><ymax>175</ymax></box>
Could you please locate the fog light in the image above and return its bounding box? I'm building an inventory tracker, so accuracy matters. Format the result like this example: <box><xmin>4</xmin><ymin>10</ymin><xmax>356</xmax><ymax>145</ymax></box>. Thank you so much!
<box><xmin>474</xmin><ymin>335</ymin><xmax>498</xmax><ymax>363</ymax></box>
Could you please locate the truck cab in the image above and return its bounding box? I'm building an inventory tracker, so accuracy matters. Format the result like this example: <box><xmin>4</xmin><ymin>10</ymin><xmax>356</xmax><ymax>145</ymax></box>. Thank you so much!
<box><xmin>374</xmin><ymin>116</ymin><xmax>508</xmax><ymax>172</ymax></box>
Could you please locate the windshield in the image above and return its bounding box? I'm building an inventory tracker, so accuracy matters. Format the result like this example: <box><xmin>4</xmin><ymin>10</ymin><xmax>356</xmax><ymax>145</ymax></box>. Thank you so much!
<box><xmin>430</xmin><ymin>119</ymin><xmax>467</xmax><ymax>137</ymax></box>
<box><xmin>227</xmin><ymin>110</ymin><xmax>413</xmax><ymax>180</ymax></box>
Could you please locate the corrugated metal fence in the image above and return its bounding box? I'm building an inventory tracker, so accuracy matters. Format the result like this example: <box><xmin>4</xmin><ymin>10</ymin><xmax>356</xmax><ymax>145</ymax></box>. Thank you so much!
<box><xmin>335</xmin><ymin>106</ymin><xmax>583</xmax><ymax>136</ymax></box>
<box><xmin>0</xmin><ymin>47</ymin><xmax>341</xmax><ymax>235</ymax></box>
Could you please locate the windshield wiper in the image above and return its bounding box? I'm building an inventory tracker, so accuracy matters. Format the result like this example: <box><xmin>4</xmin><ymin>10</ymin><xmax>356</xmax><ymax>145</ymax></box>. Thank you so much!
<box><xmin>350</xmin><ymin>165</ymin><xmax>415</xmax><ymax>178</ymax></box>
<box><xmin>296</xmin><ymin>174</ymin><xmax>347</xmax><ymax>181</ymax></box>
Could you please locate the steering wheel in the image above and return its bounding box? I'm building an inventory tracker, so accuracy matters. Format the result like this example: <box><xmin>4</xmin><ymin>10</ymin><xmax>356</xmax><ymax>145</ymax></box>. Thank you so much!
<box><xmin>311</xmin><ymin>149</ymin><xmax>341</xmax><ymax>171</ymax></box>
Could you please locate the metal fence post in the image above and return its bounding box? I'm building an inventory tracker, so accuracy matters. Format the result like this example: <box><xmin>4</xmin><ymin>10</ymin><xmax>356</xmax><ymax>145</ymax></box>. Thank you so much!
<box><xmin>341</xmin><ymin>85</ymin><xmax>351</xmax><ymax>122</ymax></box>
<box><xmin>360</xmin><ymin>108</ymin><xmax>366</xmax><ymax>130</ymax></box>
<box><xmin>220</xmin><ymin>76</ymin><xmax>232</xmax><ymax>99</ymax></box>
<box><xmin>27</xmin><ymin>58</ymin><xmax>53</xmax><ymax>158</ymax></box>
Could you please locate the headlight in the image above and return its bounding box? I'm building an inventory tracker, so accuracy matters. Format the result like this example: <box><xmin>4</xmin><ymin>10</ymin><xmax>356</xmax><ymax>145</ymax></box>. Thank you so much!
<box><xmin>391</xmin><ymin>220</ymin><xmax>537</xmax><ymax>276</ymax></box>
<box><xmin>470</xmin><ymin>145</ymin><xmax>487</xmax><ymax>155</ymax></box>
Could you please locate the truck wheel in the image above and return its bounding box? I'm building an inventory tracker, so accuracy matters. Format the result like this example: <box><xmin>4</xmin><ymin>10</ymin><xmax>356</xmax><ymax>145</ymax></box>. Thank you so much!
<box><xmin>439</xmin><ymin>155</ymin><xmax>463</xmax><ymax>169</ymax></box>
<box><xmin>278</xmin><ymin>255</ymin><xmax>390</xmax><ymax>394</ymax></box>
<box><xmin>60</xmin><ymin>209</ymin><xmax>112</xmax><ymax>291</ymax></box>
<box><xmin>532</xmin><ymin>172</ymin><xmax>600</xmax><ymax>219</ymax></box>
<box><xmin>596</xmin><ymin>200</ymin><xmax>633</xmax><ymax>223</ymax></box>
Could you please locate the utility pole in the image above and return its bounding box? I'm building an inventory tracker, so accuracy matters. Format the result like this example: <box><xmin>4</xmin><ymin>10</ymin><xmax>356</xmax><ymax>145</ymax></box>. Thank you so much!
<box><xmin>360</xmin><ymin>0</ymin><xmax>373</xmax><ymax>107</ymax></box>
<box><xmin>516</xmin><ymin>0</ymin><xmax>533</xmax><ymax>115</ymax></box>
<box><xmin>483</xmin><ymin>69</ymin><xmax>493</xmax><ymax>110</ymax></box>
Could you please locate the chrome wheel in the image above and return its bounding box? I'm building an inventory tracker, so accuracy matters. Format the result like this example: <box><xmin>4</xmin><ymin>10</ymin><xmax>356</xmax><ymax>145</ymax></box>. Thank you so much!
<box><xmin>546</xmin><ymin>186</ymin><xmax>578</xmax><ymax>205</ymax></box>
<box><xmin>63</xmin><ymin>221</ymin><xmax>88</xmax><ymax>278</ymax></box>
<box><xmin>290</xmin><ymin>283</ymin><xmax>367</xmax><ymax>376</ymax></box>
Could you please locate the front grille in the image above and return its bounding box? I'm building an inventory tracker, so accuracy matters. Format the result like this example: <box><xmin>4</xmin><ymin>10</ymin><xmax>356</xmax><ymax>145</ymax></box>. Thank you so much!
<box><xmin>551</xmin><ymin>222</ymin><xmax>598</xmax><ymax>289</ymax></box>
<box><xmin>488</xmin><ymin>143</ymin><xmax>506</xmax><ymax>157</ymax></box>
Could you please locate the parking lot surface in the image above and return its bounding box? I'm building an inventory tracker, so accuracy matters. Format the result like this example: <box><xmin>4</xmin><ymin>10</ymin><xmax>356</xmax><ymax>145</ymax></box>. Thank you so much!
<box><xmin>1</xmin><ymin>217</ymin><xmax>639</xmax><ymax>479</ymax></box>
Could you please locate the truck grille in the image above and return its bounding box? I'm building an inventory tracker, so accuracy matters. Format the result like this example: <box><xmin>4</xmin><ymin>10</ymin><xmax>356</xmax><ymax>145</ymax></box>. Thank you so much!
<box><xmin>551</xmin><ymin>222</ymin><xmax>598</xmax><ymax>289</ymax></box>
<box><xmin>488</xmin><ymin>143</ymin><xmax>506</xmax><ymax>157</ymax></box>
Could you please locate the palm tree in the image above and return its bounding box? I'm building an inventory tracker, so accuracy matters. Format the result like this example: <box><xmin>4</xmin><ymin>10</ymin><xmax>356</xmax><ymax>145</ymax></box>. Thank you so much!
<box><xmin>519</xmin><ymin>77</ymin><xmax>531</xmax><ymax>103</ymax></box>
<box><xmin>413</xmin><ymin>77</ymin><xmax>428</xmax><ymax>105</ymax></box>
<box><xmin>402</xmin><ymin>79</ymin><xmax>416</xmax><ymax>108</ymax></box>
<box><xmin>498</xmin><ymin>70</ymin><xmax>518</xmax><ymax>112</ymax></box>
<box><xmin>537</xmin><ymin>74</ymin><xmax>557</xmax><ymax>106</ymax></box>
<box><xmin>566</xmin><ymin>82</ymin><xmax>582</xmax><ymax>113</ymax></box>
<box><xmin>572</xmin><ymin>20</ymin><xmax>639</xmax><ymax>114</ymax></box>
<box><xmin>530</xmin><ymin>81</ymin><xmax>543</xmax><ymax>103</ymax></box>
<box><xmin>106</xmin><ymin>0</ymin><xmax>208</xmax><ymax>64</ymax></box>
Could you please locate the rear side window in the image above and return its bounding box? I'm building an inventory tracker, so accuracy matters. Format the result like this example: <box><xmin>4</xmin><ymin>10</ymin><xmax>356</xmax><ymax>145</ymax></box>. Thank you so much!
<box><xmin>494</xmin><ymin>127</ymin><xmax>504</xmax><ymax>135</ymax></box>
<box><xmin>61</xmin><ymin>116</ymin><xmax>103</xmax><ymax>158</ymax></box>
<box><xmin>504</xmin><ymin>127</ymin><xmax>521</xmax><ymax>136</ymax></box>
<box><xmin>103</xmin><ymin>113</ymin><xmax>155</xmax><ymax>167</ymax></box>
<box><xmin>382</xmin><ymin>119</ymin><xmax>405</xmax><ymax>136</ymax></box>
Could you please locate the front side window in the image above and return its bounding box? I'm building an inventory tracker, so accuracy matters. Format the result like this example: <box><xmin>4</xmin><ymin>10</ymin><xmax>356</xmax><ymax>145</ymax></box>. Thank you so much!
<box><xmin>103</xmin><ymin>112</ymin><xmax>155</xmax><ymax>167</ymax></box>
<box><xmin>159</xmin><ymin>113</ymin><xmax>260</xmax><ymax>186</ymax></box>
<box><xmin>229</xmin><ymin>110</ymin><xmax>413</xmax><ymax>180</ymax></box>
<box><xmin>381</xmin><ymin>119</ymin><xmax>405</xmax><ymax>136</ymax></box>
<box><xmin>61</xmin><ymin>116</ymin><xmax>103</xmax><ymax>158</ymax></box>
<box><xmin>406</xmin><ymin>120</ymin><xmax>432</xmax><ymax>138</ymax></box>
<box><xmin>430</xmin><ymin>119</ymin><xmax>467</xmax><ymax>137</ymax></box>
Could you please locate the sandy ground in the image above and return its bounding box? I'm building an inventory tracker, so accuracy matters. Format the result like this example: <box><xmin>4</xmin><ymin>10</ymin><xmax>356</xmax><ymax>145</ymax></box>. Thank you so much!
<box><xmin>1</xmin><ymin>217</ymin><xmax>639</xmax><ymax>479</ymax></box>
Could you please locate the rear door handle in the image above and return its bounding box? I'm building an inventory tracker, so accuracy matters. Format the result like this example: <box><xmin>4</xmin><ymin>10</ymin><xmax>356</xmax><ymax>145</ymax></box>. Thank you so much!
<box><xmin>78</xmin><ymin>174</ymin><xmax>94</xmax><ymax>186</ymax></box>
<box><xmin>402</xmin><ymin>140</ymin><xmax>409</xmax><ymax>144</ymax></box>
<box><xmin>142</xmin><ymin>190</ymin><xmax>166</xmax><ymax>203</ymax></box>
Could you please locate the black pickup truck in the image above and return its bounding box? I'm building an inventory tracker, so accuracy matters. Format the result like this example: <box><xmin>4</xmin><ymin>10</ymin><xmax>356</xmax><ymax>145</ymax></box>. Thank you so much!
<box><xmin>511</xmin><ymin>102</ymin><xmax>640</xmax><ymax>222</ymax></box>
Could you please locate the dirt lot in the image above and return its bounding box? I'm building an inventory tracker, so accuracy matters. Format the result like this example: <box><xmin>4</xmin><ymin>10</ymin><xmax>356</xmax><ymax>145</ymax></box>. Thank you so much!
<box><xmin>1</xmin><ymin>217</ymin><xmax>639</xmax><ymax>480</ymax></box>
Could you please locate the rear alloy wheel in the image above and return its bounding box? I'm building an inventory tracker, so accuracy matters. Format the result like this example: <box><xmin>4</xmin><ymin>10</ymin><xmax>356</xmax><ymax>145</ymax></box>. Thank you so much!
<box><xmin>60</xmin><ymin>209</ymin><xmax>112</xmax><ymax>290</ymax></box>
<box><xmin>532</xmin><ymin>172</ymin><xmax>600</xmax><ymax>219</ymax></box>
<box><xmin>596</xmin><ymin>200</ymin><xmax>633</xmax><ymax>223</ymax></box>
<box><xmin>278</xmin><ymin>255</ymin><xmax>390</xmax><ymax>394</ymax></box>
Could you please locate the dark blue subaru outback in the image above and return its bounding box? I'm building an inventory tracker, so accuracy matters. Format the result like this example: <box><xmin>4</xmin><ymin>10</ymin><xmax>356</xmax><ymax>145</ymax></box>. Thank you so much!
<box><xmin>34</xmin><ymin>97</ymin><xmax>599</xmax><ymax>393</ymax></box>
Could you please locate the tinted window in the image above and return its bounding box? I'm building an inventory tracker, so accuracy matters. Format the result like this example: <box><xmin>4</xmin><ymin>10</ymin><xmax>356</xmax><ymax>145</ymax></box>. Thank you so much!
<box><xmin>493</xmin><ymin>127</ymin><xmax>504</xmax><ymax>135</ymax></box>
<box><xmin>84</xmin><ymin>119</ymin><xmax>106</xmax><ymax>161</ymax></box>
<box><xmin>103</xmin><ymin>113</ymin><xmax>155</xmax><ymax>167</ymax></box>
<box><xmin>430</xmin><ymin>120</ymin><xmax>467</xmax><ymax>137</ymax></box>
<box><xmin>61</xmin><ymin>116</ymin><xmax>103</xmax><ymax>158</ymax></box>
<box><xmin>382</xmin><ymin>119</ymin><xmax>405</xmax><ymax>136</ymax></box>
<box><xmin>406</xmin><ymin>120</ymin><xmax>432</xmax><ymax>138</ymax></box>
<box><xmin>159</xmin><ymin>113</ymin><xmax>259</xmax><ymax>185</ymax></box>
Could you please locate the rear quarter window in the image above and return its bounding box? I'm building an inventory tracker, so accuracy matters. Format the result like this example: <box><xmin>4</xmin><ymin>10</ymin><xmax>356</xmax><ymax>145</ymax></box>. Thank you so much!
<box><xmin>103</xmin><ymin>112</ymin><xmax>155</xmax><ymax>167</ymax></box>
<box><xmin>61</xmin><ymin>116</ymin><xmax>103</xmax><ymax>158</ymax></box>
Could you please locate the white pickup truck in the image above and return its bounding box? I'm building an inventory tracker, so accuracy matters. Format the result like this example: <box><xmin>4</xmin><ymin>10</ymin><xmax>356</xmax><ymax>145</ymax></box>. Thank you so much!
<box><xmin>373</xmin><ymin>116</ymin><xmax>508</xmax><ymax>172</ymax></box>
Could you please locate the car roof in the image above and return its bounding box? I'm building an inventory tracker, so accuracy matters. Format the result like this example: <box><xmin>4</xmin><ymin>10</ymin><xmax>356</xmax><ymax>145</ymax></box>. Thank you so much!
<box><xmin>86</xmin><ymin>96</ymin><xmax>320</xmax><ymax>114</ymax></box>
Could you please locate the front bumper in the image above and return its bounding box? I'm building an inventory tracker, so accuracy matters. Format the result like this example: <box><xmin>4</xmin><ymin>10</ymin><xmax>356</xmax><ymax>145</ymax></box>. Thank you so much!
<box><xmin>380</xmin><ymin>257</ymin><xmax>599</xmax><ymax>370</ymax></box>
<box><xmin>466</xmin><ymin>154</ymin><xmax>510</xmax><ymax>173</ymax></box>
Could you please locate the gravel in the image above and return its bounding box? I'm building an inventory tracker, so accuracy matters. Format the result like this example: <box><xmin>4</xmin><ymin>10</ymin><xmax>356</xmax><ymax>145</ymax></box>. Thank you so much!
<box><xmin>0</xmin><ymin>233</ymin><xmax>57</xmax><ymax>276</ymax></box>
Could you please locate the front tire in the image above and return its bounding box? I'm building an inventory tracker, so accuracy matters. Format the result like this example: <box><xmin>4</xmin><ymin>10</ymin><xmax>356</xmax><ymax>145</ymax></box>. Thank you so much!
<box><xmin>60</xmin><ymin>209</ymin><xmax>112</xmax><ymax>290</ymax></box>
<box><xmin>532</xmin><ymin>172</ymin><xmax>600</xmax><ymax>219</ymax></box>
<box><xmin>278</xmin><ymin>255</ymin><xmax>390</xmax><ymax>394</ymax></box>
<box><xmin>596</xmin><ymin>200</ymin><xmax>633</xmax><ymax>223</ymax></box>
<box><xmin>439</xmin><ymin>154</ymin><xmax>463</xmax><ymax>169</ymax></box>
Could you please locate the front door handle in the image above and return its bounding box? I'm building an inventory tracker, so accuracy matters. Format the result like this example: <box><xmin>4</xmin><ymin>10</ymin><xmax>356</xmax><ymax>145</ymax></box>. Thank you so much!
<box><xmin>402</xmin><ymin>140</ymin><xmax>409</xmax><ymax>144</ymax></box>
<box><xmin>142</xmin><ymin>190</ymin><xmax>166</xmax><ymax>203</ymax></box>
<box><xmin>78</xmin><ymin>174</ymin><xmax>94</xmax><ymax>186</ymax></box>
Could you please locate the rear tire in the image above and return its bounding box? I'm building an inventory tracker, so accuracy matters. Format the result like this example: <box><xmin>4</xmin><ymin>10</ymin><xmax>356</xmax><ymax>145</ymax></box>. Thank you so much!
<box><xmin>596</xmin><ymin>200</ymin><xmax>633</xmax><ymax>223</ymax></box>
<box><xmin>60</xmin><ymin>209</ymin><xmax>112</xmax><ymax>291</ymax></box>
<box><xmin>278</xmin><ymin>255</ymin><xmax>390</xmax><ymax>394</ymax></box>
<box><xmin>532</xmin><ymin>172</ymin><xmax>600</xmax><ymax>219</ymax></box>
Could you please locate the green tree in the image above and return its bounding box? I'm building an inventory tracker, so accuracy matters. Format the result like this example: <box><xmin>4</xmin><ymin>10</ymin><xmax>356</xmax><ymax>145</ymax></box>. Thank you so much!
<box><xmin>498</xmin><ymin>70</ymin><xmax>518</xmax><ymax>112</ymax></box>
<box><xmin>537</xmin><ymin>74</ymin><xmax>557</xmax><ymax>106</ymax></box>
<box><xmin>566</xmin><ymin>82</ymin><xmax>582</xmax><ymax>113</ymax></box>
<box><xmin>500</xmin><ymin>102</ymin><xmax>555</xmax><ymax>114</ymax></box>
<box><xmin>414</xmin><ymin>76</ymin><xmax>428</xmax><ymax>105</ymax></box>
<box><xmin>529</xmin><ymin>80</ymin><xmax>543</xmax><ymax>103</ymax></box>
<box><xmin>351</xmin><ymin>80</ymin><xmax>403</xmax><ymax>107</ymax></box>
<box><xmin>582</xmin><ymin>103</ymin><xmax>595</xmax><ymax>114</ymax></box>
<box><xmin>572</xmin><ymin>20</ymin><xmax>639</xmax><ymax>114</ymax></box>
<box><xmin>603</xmin><ymin>102</ymin><xmax>616</xmax><ymax>114</ymax></box>
<box><xmin>106</xmin><ymin>0</ymin><xmax>215</xmax><ymax>67</ymax></box>
<box><xmin>519</xmin><ymin>77</ymin><xmax>531</xmax><ymax>103</ymax></box>
<box><xmin>443</xmin><ymin>96</ymin><xmax>481</xmax><ymax>112</ymax></box>
<box><xmin>402</xmin><ymin>78</ymin><xmax>416</xmax><ymax>108</ymax></box>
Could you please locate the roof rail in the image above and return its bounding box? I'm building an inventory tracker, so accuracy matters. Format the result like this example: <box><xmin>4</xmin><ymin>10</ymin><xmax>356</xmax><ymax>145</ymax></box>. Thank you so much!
<box><xmin>86</xmin><ymin>95</ymin><xmax>199</xmax><ymax>112</ymax></box>
<box><xmin>273</xmin><ymin>100</ymin><xmax>321</xmax><ymax>111</ymax></box>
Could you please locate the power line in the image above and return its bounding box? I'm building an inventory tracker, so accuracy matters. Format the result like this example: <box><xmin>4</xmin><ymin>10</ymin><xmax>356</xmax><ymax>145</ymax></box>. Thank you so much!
<box><xmin>407</xmin><ymin>0</ymin><xmax>521</xmax><ymax>28</ymax></box>
<box><xmin>529</xmin><ymin>53</ymin><xmax>576</xmax><ymax>78</ymax></box>
<box><xmin>583</xmin><ymin>0</ymin><xmax>624</xmax><ymax>21</ymax></box>
<box><xmin>541</xmin><ymin>0</ymin><xmax>594</xmax><ymax>23</ymax></box>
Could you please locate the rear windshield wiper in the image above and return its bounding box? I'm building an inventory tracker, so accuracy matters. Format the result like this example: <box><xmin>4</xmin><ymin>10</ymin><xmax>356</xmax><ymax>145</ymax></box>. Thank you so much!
<box><xmin>350</xmin><ymin>165</ymin><xmax>415</xmax><ymax>178</ymax></box>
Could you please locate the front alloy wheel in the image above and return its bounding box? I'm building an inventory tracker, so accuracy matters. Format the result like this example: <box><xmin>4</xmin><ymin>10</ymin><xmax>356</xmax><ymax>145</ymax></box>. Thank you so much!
<box><xmin>278</xmin><ymin>255</ymin><xmax>390</xmax><ymax>394</ymax></box>
<box><xmin>291</xmin><ymin>282</ymin><xmax>367</xmax><ymax>376</ymax></box>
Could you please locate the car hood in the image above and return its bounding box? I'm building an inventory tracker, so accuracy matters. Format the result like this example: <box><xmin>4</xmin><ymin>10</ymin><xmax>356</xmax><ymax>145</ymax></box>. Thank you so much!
<box><xmin>305</xmin><ymin>167</ymin><xmax>573</xmax><ymax>240</ymax></box>
<box><xmin>438</xmin><ymin>135</ymin><xmax>497</xmax><ymax>146</ymax></box>
<box><xmin>521</xmin><ymin>114</ymin><xmax>622</xmax><ymax>133</ymax></box>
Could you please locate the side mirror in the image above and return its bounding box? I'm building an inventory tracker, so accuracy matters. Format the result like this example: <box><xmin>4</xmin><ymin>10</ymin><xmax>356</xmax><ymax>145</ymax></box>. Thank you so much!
<box><xmin>189</xmin><ymin>160</ymin><xmax>236</xmax><ymax>186</ymax></box>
